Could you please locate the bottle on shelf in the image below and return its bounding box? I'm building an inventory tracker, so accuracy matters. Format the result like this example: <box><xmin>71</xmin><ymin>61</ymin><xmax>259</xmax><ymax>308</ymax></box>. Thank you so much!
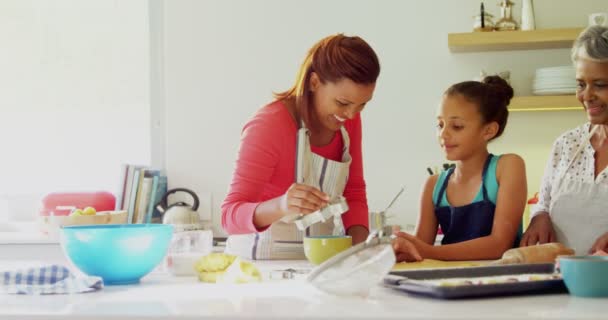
<box><xmin>495</xmin><ymin>0</ymin><xmax>518</xmax><ymax>31</ymax></box>
<box><xmin>473</xmin><ymin>2</ymin><xmax>495</xmax><ymax>32</ymax></box>
<box><xmin>521</xmin><ymin>0</ymin><xmax>536</xmax><ymax>31</ymax></box>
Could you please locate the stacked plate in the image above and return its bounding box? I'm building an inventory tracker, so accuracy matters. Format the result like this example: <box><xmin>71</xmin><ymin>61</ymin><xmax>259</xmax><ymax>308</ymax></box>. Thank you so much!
<box><xmin>533</xmin><ymin>66</ymin><xmax>576</xmax><ymax>95</ymax></box>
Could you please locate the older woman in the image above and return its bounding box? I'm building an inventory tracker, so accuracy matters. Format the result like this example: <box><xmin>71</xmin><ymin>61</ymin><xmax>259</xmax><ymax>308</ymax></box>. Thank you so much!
<box><xmin>521</xmin><ymin>26</ymin><xmax>608</xmax><ymax>254</ymax></box>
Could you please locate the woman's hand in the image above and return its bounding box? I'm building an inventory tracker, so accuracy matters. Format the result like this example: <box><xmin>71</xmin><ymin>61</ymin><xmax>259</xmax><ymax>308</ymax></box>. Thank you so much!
<box><xmin>347</xmin><ymin>225</ymin><xmax>369</xmax><ymax>245</ymax></box>
<box><xmin>589</xmin><ymin>232</ymin><xmax>608</xmax><ymax>254</ymax></box>
<box><xmin>520</xmin><ymin>212</ymin><xmax>556</xmax><ymax>247</ymax></box>
<box><xmin>392</xmin><ymin>231</ymin><xmax>424</xmax><ymax>263</ymax></box>
<box><xmin>280</xmin><ymin>183</ymin><xmax>329</xmax><ymax>216</ymax></box>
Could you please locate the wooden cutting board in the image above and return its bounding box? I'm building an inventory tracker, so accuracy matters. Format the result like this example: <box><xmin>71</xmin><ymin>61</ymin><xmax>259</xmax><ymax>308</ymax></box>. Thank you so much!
<box><xmin>392</xmin><ymin>259</ymin><xmax>491</xmax><ymax>271</ymax></box>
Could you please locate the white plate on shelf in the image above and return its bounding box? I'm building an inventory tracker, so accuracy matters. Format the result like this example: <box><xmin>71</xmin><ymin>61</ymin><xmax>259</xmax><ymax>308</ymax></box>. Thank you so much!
<box><xmin>533</xmin><ymin>85</ymin><xmax>577</xmax><ymax>91</ymax></box>
<box><xmin>533</xmin><ymin>85</ymin><xmax>576</xmax><ymax>91</ymax></box>
<box><xmin>533</xmin><ymin>78</ymin><xmax>575</xmax><ymax>85</ymax></box>
<box><xmin>533</xmin><ymin>88</ymin><xmax>577</xmax><ymax>95</ymax></box>
<box><xmin>535</xmin><ymin>71</ymin><xmax>575</xmax><ymax>79</ymax></box>
<box><xmin>534</xmin><ymin>75</ymin><xmax>575</xmax><ymax>80</ymax></box>
<box><xmin>535</xmin><ymin>66</ymin><xmax>575</xmax><ymax>73</ymax></box>
<box><xmin>535</xmin><ymin>70</ymin><xmax>574</xmax><ymax>76</ymax></box>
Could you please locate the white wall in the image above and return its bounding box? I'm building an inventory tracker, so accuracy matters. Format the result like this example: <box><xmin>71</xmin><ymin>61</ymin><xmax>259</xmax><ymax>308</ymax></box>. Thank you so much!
<box><xmin>0</xmin><ymin>0</ymin><xmax>151</xmax><ymax>221</ymax></box>
<box><xmin>160</xmin><ymin>0</ymin><xmax>603</xmax><ymax>235</ymax></box>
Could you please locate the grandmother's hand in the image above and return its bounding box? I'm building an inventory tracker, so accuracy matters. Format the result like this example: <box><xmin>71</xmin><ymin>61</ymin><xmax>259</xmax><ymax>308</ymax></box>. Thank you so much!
<box><xmin>520</xmin><ymin>212</ymin><xmax>556</xmax><ymax>247</ymax></box>
<box><xmin>589</xmin><ymin>232</ymin><xmax>608</xmax><ymax>254</ymax></box>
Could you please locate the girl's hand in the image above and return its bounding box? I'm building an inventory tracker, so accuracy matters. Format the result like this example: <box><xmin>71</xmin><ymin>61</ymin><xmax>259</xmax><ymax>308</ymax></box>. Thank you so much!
<box><xmin>280</xmin><ymin>183</ymin><xmax>329</xmax><ymax>216</ymax></box>
<box><xmin>589</xmin><ymin>232</ymin><xmax>608</xmax><ymax>254</ymax></box>
<box><xmin>392</xmin><ymin>231</ymin><xmax>423</xmax><ymax>263</ymax></box>
<box><xmin>520</xmin><ymin>212</ymin><xmax>556</xmax><ymax>247</ymax></box>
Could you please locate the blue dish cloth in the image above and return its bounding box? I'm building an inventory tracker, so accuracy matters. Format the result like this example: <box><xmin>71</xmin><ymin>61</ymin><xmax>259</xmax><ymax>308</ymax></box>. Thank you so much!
<box><xmin>1</xmin><ymin>265</ymin><xmax>103</xmax><ymax>295</ymax></box>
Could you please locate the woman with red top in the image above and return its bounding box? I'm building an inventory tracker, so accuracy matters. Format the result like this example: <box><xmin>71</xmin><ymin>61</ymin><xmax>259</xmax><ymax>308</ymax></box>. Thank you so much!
<box><xmin>221</xmin><ymin>34</ymin><xmax>380</xmax><ymax>260</ymax></box>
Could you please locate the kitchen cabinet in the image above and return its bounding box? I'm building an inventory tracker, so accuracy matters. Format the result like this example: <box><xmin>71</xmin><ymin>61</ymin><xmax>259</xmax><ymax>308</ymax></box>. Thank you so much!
<box><xmin>448</xmin><ymin>28</ymin><xmax>584</xmax><ymax>112</ymax></box>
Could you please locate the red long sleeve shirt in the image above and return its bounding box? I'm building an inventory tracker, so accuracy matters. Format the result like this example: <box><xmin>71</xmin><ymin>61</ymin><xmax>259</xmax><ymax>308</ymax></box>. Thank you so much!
<box><xmin>221</xmin><ymin>100</ymin><xmax>369</xmax><ymax>234</ymax></box>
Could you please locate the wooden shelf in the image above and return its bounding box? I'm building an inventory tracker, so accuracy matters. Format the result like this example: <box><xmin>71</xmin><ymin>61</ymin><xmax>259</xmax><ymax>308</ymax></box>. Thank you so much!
<box><xmin>448</xmin><ymin>28</ymin><xmax>584</xmax><ymax>52</ymax></box>
<box><xmin>447</xmin><ymin>28</ymin><xmax>583</xmax><ymax>111</ymax></box>
<box><xmin>509</xmin><ymin>95</ymin><xmax>582</xmax><ymax>112</ymax></box>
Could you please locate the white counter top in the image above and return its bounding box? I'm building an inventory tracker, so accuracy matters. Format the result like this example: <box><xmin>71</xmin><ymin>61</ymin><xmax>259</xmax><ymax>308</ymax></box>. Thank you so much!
<box><xmin>1</xmin><ymin>260</ymin><xmax>606</xmax><ymax>320</ymax></box>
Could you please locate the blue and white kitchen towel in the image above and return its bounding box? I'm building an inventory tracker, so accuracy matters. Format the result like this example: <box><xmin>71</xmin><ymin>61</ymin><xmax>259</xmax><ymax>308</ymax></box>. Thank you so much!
<box><xmin>1</xmin><ymin>265</ymin><xmax>103</xmax><ymax>294</ymax></box>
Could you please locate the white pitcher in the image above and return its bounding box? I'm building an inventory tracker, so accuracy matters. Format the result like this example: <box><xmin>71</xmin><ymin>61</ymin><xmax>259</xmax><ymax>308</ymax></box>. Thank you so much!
<box><xmin>521</xmin><ymin>0</ymin><xmax>535</xmax><ymax>31</ymax></box>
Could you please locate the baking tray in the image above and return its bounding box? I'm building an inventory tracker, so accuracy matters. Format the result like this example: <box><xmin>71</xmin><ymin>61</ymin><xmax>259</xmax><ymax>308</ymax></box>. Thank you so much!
<box><xmin>384</xmin><ymin>263</ymin><xmax>566</xmax><ymax>299</ymax></box>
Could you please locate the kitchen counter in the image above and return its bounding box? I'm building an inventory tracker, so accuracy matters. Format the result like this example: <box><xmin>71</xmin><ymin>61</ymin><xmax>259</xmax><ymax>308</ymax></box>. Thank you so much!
<box><xmin>1</xmin><ymin>260</ymin><xmax>606</xmax><ymax>320</ymax></box>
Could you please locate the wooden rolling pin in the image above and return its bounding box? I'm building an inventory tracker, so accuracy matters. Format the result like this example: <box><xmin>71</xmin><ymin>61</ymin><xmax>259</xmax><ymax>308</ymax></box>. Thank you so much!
<box><xmin>491</xmin><ymin>243</ymin><xmax>575</xmax><ymax>265</ymax></box>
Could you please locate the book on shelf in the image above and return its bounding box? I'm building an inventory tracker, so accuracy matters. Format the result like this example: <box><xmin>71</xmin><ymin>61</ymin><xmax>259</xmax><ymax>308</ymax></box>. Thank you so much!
<box><xmin>115</xmin><ymin>164</ymin><xmax>129</xmax><ymax>211</ymax></box>
<box><xmin>116</xmin><ymin>164</ymin><xmax>167</xmax><ymax>224</ymax></box>
<box><xmin>145</xmin><ymin>175</ymin><xmax>160</xmax><ymax>224</ymax></box>
<box><xmin>118</xmin><ymin>164</ymin><xmax>145</xmax><ymax>211</ymax></box>
<box><xmin>148</xmin><ymin>175</ymin><xmax>167</xmax><ymax>224</ymax></box>
<box><xmin>127</xmin><ymin>168</ymin><xmax>142</xmax><ymax>223</ymax></box>
<box><xmin>134</xmin><ymin>176</ymin><xmax>153</xmax><ymax>224</ymax></box>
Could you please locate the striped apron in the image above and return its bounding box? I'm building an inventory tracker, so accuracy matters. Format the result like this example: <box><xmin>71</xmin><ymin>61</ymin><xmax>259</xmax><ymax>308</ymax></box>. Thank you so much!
<box><xmin>225</xmin><ymin>122</ymin><xmax>352</xmax><ymax>260</ymax></box>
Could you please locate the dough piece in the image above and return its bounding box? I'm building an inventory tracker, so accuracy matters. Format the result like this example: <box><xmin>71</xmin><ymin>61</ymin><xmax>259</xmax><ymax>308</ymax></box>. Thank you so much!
<box><xmin>194</xmin><ymin>253</ymin><xmax>261</xmax><ymax>283</ymax></box>
<box><xmin>493</xmin><ymin>242</ymin><xmax>575</xmax><ymax>265</ymax></box>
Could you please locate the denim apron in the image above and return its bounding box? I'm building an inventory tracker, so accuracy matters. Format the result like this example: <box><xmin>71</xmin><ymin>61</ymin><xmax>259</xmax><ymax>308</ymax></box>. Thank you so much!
<box><xmin>225</xmin><ymin>122</ymin><xmax>351</xmax><ymax>260</ymax></box>
<box><xmin>435</xmin><ymin>154</ymin><xmax>496</xmax><ymax>245</ymax></box>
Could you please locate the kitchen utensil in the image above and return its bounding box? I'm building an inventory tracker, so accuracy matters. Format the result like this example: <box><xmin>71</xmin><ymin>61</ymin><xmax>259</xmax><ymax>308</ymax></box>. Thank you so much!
<box><xmin>287</xmin><ymin>196</ymin><xmax>349</xmax><ymax>232</ymax></box>
<box><xmin>385</xmin><ymin>263</ymin><xmax>565</xmax><ymax>299</ymax></box>
<box><xmin>370</xmin><ymin>187</ymin><xmax>405</xmax><ymax>235</ymax></box>
<box><xmin>559</xmin><ymin>255</ymin><xmax>608</xmax><ymax>297</ymax></box>
<box><xmin>306</xmin><ymin>230</ymin><xmax>395</xmax><ymax>297</ymax></box>
<box><xmin>269</xmin><ymin>268</ymin><xmax>310</xmax><ymax>280</ymax></box>
<box><xmin>165</xmin><ymin>229</ymin><xmax>213</xmax><ymax>276</ymax></box>
<box><xmin>156</xmin><ymin>188</ymin><xmax>203</xmax><ymax>232</ymax></box>
<box><xmin>303</xmin><ymin>235</ymin><xmax>352</xmax><ymax>265</ymax></box>
<box><xmin>384</xmin><ymin>187</ymin><xmax>404</xmax><ymax>214</ymax></box>
<box><xmin>61</xmin><ymin>224</ymin><xmax>173</xmax><ymax>285</ymax></box>
<box><xmin>306</xmin><ymin>187</ymin><xmax>406</xmax><ymax>296</ymax></box>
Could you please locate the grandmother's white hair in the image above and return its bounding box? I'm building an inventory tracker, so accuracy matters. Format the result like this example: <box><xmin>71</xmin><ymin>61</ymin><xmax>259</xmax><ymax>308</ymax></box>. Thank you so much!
<box><xmin>571</xmin><ymin>26</ymin><xmax>608</xmax><ymax>63</ymax></box>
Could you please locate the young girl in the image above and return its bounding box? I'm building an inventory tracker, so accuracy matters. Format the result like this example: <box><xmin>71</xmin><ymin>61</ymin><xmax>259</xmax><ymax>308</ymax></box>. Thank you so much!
<box><xmin>393</xmin><ymin>76</ymin><xmax>527</xmax><ymax>262</ymax></box>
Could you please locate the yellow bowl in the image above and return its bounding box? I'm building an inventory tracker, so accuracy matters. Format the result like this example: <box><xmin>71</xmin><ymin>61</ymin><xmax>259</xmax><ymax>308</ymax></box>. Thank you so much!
<box><xmin>304</xmin><ymin>235</ymin><xmax>352</xmax><ymax>265</ymax></box>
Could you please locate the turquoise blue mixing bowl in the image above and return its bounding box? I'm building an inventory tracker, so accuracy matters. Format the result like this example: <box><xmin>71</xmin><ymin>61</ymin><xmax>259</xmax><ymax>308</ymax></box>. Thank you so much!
<box><xmin>559</xmin><ymin>255</ymin><xmax>608</xmax><ymax>297</ymax></box>
<box><xmin>61</xmin><ymin>224</ymin><xmax>173</xmax><ymax>285</ymax></box>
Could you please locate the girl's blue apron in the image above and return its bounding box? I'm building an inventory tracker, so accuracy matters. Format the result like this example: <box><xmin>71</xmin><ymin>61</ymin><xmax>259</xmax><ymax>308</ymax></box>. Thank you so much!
<box><xmin>435</xmin><ymin>154</ymin><xmax>498</xmax><ymax>245</ymax></box>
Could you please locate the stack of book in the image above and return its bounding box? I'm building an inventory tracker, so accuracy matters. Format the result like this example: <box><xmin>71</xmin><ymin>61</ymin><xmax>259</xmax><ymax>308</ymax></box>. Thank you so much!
<box><xmin>116</xmin><ymin>164</ymin><xmax>167</xmax><ymax>224</ymax></box>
